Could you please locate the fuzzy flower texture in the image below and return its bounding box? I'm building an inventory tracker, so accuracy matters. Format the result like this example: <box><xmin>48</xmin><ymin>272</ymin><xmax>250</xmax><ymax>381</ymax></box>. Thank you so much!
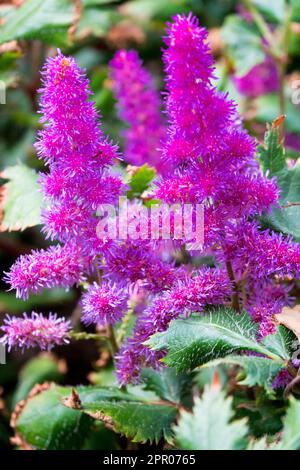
<box><xmin>2</xmin><ymin>15</ymin><xmax>300</xmax><ymax>385</ymax></box>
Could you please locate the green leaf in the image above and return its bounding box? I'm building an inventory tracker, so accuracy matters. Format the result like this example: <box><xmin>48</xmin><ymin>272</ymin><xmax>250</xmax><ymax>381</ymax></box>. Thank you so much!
<box><xmin>77</xmin><ymin>7</ymin><xmax>119</xmax><ymax>40</ymax></box>
<box><xmin>252</xmin><ymin>0</ymin><xmax>285</xmax><ymax>23</ymax></box>
<box><xmin>126</xmin><ymin>164</ymin><xmax>156</xmax><ymax>199</ymax></box>
<box><xmin>275</xmin><ymin>397</ymin><xmax>300</xmax><ymax>449</ymax></box>
<box><xmin>82</xmin><ymin>0</ymin><xmax>120</xmax><ymax>5</ymax></box>
<box><xmin>174</xmin><ymin>386</ymin><xmax>248</xmax><ymax>450</ymax></box>
<box><xmin>222</xmin><ymin>15</ymin><xmax>265</xmax><ymax>77</ymax></box>
<box><xmin>248</xmin><ymin>398</ymin><xmax>300</xmax><ymax>450</ymax></box>
<box><xmin>291</xmin><ymin>0</ymin><xmax>300</xmax><ymax>21</ymax></box>
<box><xmin>15</xmin><ymin>384</ymin><xmax>92</xmax><ymax>450</ymax></box>
<box><xmin>12</xmin><ymin>354</ymin><xmax>65</xmax><ymax>407</ymax></box>
<box><xmin>121</xmin><ymin>0</ymin><xmax>188</xmax><ymax>21</ymax></box>
<box><xmin>141</xmin><ymin>368</ymin><xmax>193</xmax><ymax>404</ymax></box>
<box><xmin>0</xmin><ymin>163</ymin><xmax>42</xmax><ymax>231</ymax></box>
<box><xmin>62</xmin><ymin>385</ymin><xmax>177</xmax><ymax>444</ymax></box>
<box><xmin>147</xmin><ymin>309</ymin><xmax>282</xmax><ymax>372</ymax></box>
<box><xmin>202</xmin><ymin>355</ymin><xmax>284</xmax><ymax>392</ymax></box>
<box><xmin>258</xmin><ymin>122</ymin><xmax>300</xmax><ymax>240</ymax></box>
<box><xmin>81</xmin><ymin>421</ymin><xmax>117</xmax><ymax>450</ymax></box>
<box><xmin>263</xmin><ymin>324</ymin><xmax>297</xmax><ymax>360</ymax></box>
<box><xmin>258</xmin><ymin>124</ymin><xmax>287</xmax><ymax>179</ymax></box>
<box><xmin>0</xmin><ymin>0</ymin><xmax>74</xmax><ymax>46</ymax></box>
<box><xmin>256</xmin><ymin>94</ymin><xmax>300</xmax><ymax>134</ymax></box>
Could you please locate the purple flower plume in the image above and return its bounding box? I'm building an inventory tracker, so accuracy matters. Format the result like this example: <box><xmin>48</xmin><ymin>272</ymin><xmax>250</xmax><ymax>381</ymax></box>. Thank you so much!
<box><xmin>116</xmin><ymin>268</ymin><xmax>231</xmax><ymax>384</ymax></box>
<box><xmin>4</xmin><ymin>244</ymin><xmax>85</xmax><ymax>300</ymax></box>
<box><xmin>109</xmin><ymin>50</ymin><xmax>166</xmax><ymax>171</ymax></box>
<box><xmin>0</xmin><ymin>312</ymin><xmax>71</xmax><ymax>351</ymax></box>
<box><xmin>35</xmin><ymin>51</ymin><xmax>123</xmax><ymax>253</ymax></box>
<box><xmin>81</xmin><ymin>281</ymin><xmax>128</xmax><ymax>326</ymax></box>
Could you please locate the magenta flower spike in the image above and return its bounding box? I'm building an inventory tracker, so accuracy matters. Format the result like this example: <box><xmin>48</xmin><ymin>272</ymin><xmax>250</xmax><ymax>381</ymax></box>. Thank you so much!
<box><xmin>0</xmin><ymin>312</ymin><xmax>71</xmax><ymax>351</ymax></box>
<box><xmin>110</xmin><ymin>50</ymin><xmax>166</xmax><ymax>172</ymax></box>
<box><xmin>81</xmin><ymin>281</ymin><xmax>128</xmax><ymax>326</ymax></box>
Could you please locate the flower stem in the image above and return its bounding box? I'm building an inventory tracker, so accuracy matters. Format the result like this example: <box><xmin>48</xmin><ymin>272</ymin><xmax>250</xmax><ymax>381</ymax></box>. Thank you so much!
<box><xmin>117</xmin><ymin>304</ymin><xmax>135</xmax><ymax>345</ymax></box>
<box><xmin>69</xmin><ymin>331</ymin><xmax>109</xmax><ymax>342</ymax></box>
<box><xmin>226</xmin><ymin>261</ymin><xmax>241</xmax><ymax>313</ymax></box>
<box><xmin>107</xmin><ymin>324</ymin><xmax>119</xmax><ymax>355</ymax></box>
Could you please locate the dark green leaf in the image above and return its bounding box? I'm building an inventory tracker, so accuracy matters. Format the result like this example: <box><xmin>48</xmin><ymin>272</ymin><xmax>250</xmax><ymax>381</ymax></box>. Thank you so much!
<box><xmin>62</xmin><ymin>385</ymin><xmax>177</xmax><ymax>444</ymax></box>
<box><xmin>202</xmin><ymin>355</ymin><xmax>284</xmax><ymax>392</ymax></box>
<box><xmin>248</xmin><ymin>398</ymin><xmax>300</xmax><ymax>449</ymax></box>
<box><xmin>141</xmin><ymin>368</ymin><xmax>193</xmax><ymax>404</ymax></box>
<box><xmin>12</xmin><ymin>354</ymin><xmax>65</xmax><ymax>407</ymax></box>
<box><xmin>258</xmin><ymin>122</ymin><xmax>300</xmax><ymax>240</ymax></box>
<box><xmin>15</xmin><ymin>384</ymin><xmax>92</xmax><ymax>450</ymax></box>
<box><xmin>147</xmin><ymin>309</ymin><xmax>283</xmax><ymax>372</ymax></box>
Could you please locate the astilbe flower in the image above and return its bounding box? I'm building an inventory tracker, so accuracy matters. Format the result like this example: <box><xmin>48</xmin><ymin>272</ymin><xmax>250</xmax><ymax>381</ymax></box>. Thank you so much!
<box><xmin>0</xmin><ymin>313</ymin><xmax>71</xmax><ymax>351</ymax></box>
<box><xmin>35</xmin><ymin>51</ymin><xmax>123</xmax><ymax>253</ymax></box>
<box><xmin>109</xmin><ymin>50</ymin><xmax>166</xmax><ymax>172</ymax></box>
<box><xmin>2</xmin><ymin>52</ymin><xmax>123</xmax><ymax>348</ymax></box>
<box><xmin>156</xmin><ymin>14</ymin><xmax>278</xmax><ymax>229</ymax></box>
<box><xmin>245</xmin><ymin>280</ymin><xmax>294</xmax><ymax>338</ymax></box>
<box><xmin>81</xmin><ymin>281</ymin><xmax>128</xmax><ymax>326</ymax></box>
<box><xmin>272</xmin><ymin>369</ymin><xmax>292</xmax><ymax>389</ymax></box>
<box><xmin>104</xmin><ymin>241</ymin><xmax>179</xmax><ymax>292</ymax></box>
<box><xmin>4</xmin><ymin>244</ymin><xmax>84</xmax><ymax>300</ymax></box>
<box><xmin>154</xmin><ymin>14</ymin><xmax>300</xmax><ymax>331</ymax></box>
<box><xmin>116</xmin><ymin>268</ymin><xmax>231</xmax><ymax>384</ymax></box>
<box><xmin>220</xmin><ymin>221</ymin><xmax>300</xmax><ymax>280</ymax></box>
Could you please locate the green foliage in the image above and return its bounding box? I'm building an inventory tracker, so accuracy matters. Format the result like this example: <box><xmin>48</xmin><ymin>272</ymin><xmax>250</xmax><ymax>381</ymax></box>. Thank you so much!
<box><xmin>222</xmin><ymin>15</ymin><xmax>265</xmax><ymax>76</ymax></box>
<box><xmin>0</xmin><ymin>163</ymin><xmax>42</xmax><ymax>231</ymax></box>
<box><xmin>248</xmin><ymin>398</ymin><xmax>300</xmax><ymax>449</ymax></box>
<box><xmin>256</xmin><ymin>95</ymin><xmax>300</xmax><ymax>134</ymax></box>
<box><xmin>147</xmin><ymin>308</ymin><xmax>286</xmax><ymax>372</ymax></box>
<box><xmin>15</xmin><ymin>385</ymin><xmax>92</xmax><ymax>450</ymax></box>
<box><xmin>174</xmin><ymin>386</ymin><xmax>248</xmax><ymax>450</ymax></box>
<box><xmin>126</xmin><ymin>164</ymin><xmax>156</xmax><ymax>199</ymax></box>
<box><xmin>0</xmin><ymin>0</ymin><xmax>74</xmax><ymax>47</ymax></box>
<box><xmin>258</xmin><ymin>123</ymin><xmax>300</xmax><ymax>241</ymax></box>
<box><xmin>14</xmin><ymin>383</ymin><xmax>178</xmax><ymax>448</ymax></box>
<box><xmin>63</xmin><ymin>385</ymin><xmax>178</xmax><ymax>444</ymax></box>
<box><xmin>141</xmin><ymin>368</ymin><xmax>193</xmax><ymax>404</ymax></box>
<box><xmin>202</xmin><ymin>356</ymin><xmax>284</xmax><ymax>393</ymax></box>
<box><xmin>12</xmin><ymin>354</ymin><xmax>65</xmax><ymax>407</ymax></box>
<box><xmin>251</xmin><ymin>0</ymin><xmax>285</xmax><ymax>23</ymax></box>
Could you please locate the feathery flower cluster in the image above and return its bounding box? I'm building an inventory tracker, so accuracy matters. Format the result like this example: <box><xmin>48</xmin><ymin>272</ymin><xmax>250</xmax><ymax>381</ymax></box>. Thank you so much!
<box><xmin>2</xmin><ymin>52</ymin><xmax>123</xmax><ymax>350</ymax></box>
<box><xmin>4</xmin><ymin>244</ymin><xmax>84</xmax><ymax>300</ymax></box>
<box><xmin>0</xmin><ymin>313</ymin><xmax>71</xmax><ymax>351</ymax></box>
<box><xmin>109</xmin><ymin>50</ymin><xmax>166</xmax><ymax>171</ymax></box>
<box><xmin>116</xmin><ymin>268</ymin><xmax>231</xmax><ymax>383</ymax></box>
<box><xmin>115</xmin><ymin>13</ymin><xmax>300</xmax><ymax>382</ymax></box>
<box><xmin>81</xmin><ymin>281</ymin><xmax>128</xmax><ymax>326</ymax></box>
<box><xmin>36</xmin><ymin>51</ymin><xmax>123</xmax><ymax>253</ymax></box>
<box><xmin>2</xmin><ymin>14</ymin><xmax>300</xmax><ymax>388</ymax></box>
